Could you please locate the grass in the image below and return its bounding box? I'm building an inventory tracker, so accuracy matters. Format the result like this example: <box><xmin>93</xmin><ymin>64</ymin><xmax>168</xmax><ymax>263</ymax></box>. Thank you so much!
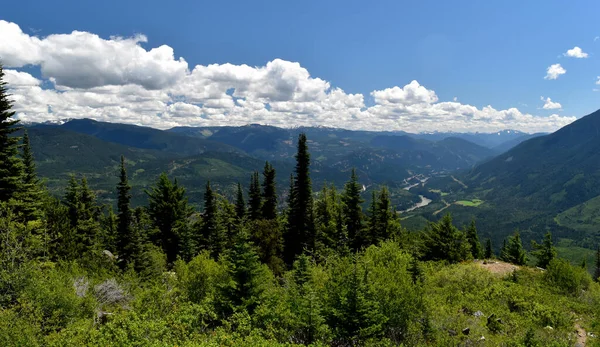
<box><xmin>429</xmin><ymin>189</ymin><xmax>449</xmax><ymax>196</ymax></box>
<box><xmin>455</xmin><ymin>199</ymin><xmax>484</xmax><ymax>207</ymax></box>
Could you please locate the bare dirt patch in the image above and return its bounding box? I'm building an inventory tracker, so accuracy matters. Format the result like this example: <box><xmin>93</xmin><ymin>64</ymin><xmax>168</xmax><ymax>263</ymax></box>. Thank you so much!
<box><xmin>477</xmin><ymin>260</ymin><xmax>519</xmax><ymax>276</ymax></box>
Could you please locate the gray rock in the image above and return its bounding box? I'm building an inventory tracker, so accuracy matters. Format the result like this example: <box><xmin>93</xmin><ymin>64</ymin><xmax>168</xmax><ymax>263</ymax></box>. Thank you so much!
<box><xmin>473</xmin><ymin>310</ymin><xmax>484</xmax><ymax>317</ymax></box>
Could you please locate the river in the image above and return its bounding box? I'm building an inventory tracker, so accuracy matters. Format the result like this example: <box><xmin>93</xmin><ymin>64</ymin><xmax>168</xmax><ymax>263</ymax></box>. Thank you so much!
<box><xmin>402</xmin><ymin>195</ymin><xmax>432</xmax><ymax>213</ymax></box>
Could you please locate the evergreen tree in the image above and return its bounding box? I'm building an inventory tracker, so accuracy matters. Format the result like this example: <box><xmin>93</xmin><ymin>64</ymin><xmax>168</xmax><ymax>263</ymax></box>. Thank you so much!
<box><xmin>117</xmin><ymin>156</ymin><xmax>141</xmax><ymax>269</ymax></box>
<box><xmin>465</xmin><ymin>220</ymin><xmax>483</xmax><ymax>259</ymax></box>
<box><xmin>484</xmin><ymin>238</ymin><xmax>493</xmax><ymax>259</ymax></box>
<box><xmin>531</xmin><ymin>232</ymin><xmax>557</xmax><ymax>268</ymax></box>
<box><xmin>0</xmin><ymin>65</ymin><xmax>24</xmax><ymax>203</ymax></box>
<box><xmin>366</xmin><ymin>190</ymin><xmax>378</xmax><ymax>247</ymax></box>
<box><xmin>422</xmin><ymin>214</ymin><xmax>471</xmax><ymax>263</ymax></box>
<box><xmin>261</xmin><ymin>161</ymin><xmax>277</xmax><ymax>220</ymax></box>
<box><xmin>79</xmin><ymin>177</ymin><xmax>99</xmax><ymax>221</ymax></box>
<box><xmin>285</xmin><ymin>133</ymin><xmax>315</xmax><ymax>264</ymax></box>
<box><xmin>17</xmin><ymin>131</ymin><xmax>43</xmax><ymax>220</ymax></box>
<box><xmin>200</xmin><ymin>181</ymin><xmax>225</xmax><ymax>259</ymax></box>
<box><xmin>64</xmin><ymin>175</ymin><xmax>80</xmax><ymax>229</ymax></box>
<box><xmin>235</xmin><ymin>182</ymin><xmax>246</xmax><ymax>220</ymax></box>
<box><xmin>342</xmin><ymin>169</ymin><xmax>364</xmax><ymax>251</ymax></box>
<box><xmin>100</xmin><ymin>205</ymin><xmax>118</xmax><ymax>252</ymax></box>
<box><xmin>146</xmin><ymin>172</ymin><xmax>193</xmax><ymax>263</ymax></box>
<box><xmin>502</xmin><ymin>231</ymin><xmax>527</xmax><ymax>265</ymax></box>
<box><xmin>375</xmin><ymin>186</ymin><xmax>395</xmax><ymax>241</ymax></box>
<box><xmin>248</xmin><ymin>171</ymin><xmax>262</xmax><ymax>221</ymax></box>
<box><xmin>75</xmin><ymin>177</ymin><xmax>101</xmax><ymax>255</ymax></box>
<box><xmin>219</xmin><ymin>228</ymin><xmax>265</xmax><ymax>315</ymax></box>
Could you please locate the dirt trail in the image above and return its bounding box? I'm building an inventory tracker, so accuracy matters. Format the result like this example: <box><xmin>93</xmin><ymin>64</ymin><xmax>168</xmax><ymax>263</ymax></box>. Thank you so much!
<box><xmin>433</xmin><ymin>199</ymin><xmax>451</xmax><ymax>215</ymax></box>
<box><xmin>575</xmin><ymin>323</ymin><xmax>587</xmax><ymax>347</ymax></box>
<box><xmin>451</xmin><ymin>175</ymin><xmax>468</xmax><ymax>189</ymax></box>
<box><xmin>477</xmin><ymin>260</ymin><xmax>519</xmax><ymax>276</ymax></box>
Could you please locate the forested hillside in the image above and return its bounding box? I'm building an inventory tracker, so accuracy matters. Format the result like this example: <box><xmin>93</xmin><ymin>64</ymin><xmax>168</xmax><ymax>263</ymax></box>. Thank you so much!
<box><xmin>1</xmin><ymin>66</ymin><xmax>600</xmax><ymax>346</ymax></box>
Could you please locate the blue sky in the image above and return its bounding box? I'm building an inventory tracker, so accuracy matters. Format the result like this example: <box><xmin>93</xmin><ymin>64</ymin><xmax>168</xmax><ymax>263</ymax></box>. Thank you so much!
<box><xmin>1</xmin><ymin>0</ymin><xmax>598</xmax><ymax>132</ymax></box>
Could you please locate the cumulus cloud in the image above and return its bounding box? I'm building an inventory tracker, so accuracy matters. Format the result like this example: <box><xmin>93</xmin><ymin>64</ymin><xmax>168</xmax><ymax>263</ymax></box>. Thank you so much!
<box><xmin>0</xmin><ymin>20</ymin><xmax>577</xmax><ymax>133</ymax></box>
<box><xmin>563</xmin><ymin>46</ymin><xmax>588</xmax><ymax>58</ymax></box>
<box><xmin>544</xmin><ymin>64</ymin><xmax>566</xmax><ymax>80</ymax></box>
<box><xmin>540</xmin><ymin>96</ymin><xmax>562</xmax><ymax>110</ymax></box>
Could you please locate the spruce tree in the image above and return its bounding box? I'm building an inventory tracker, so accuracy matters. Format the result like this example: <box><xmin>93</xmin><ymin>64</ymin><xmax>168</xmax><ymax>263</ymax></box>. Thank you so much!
<box><xmin>502</xmin><ymin>231</ymin><xmax>527</xmax><ymax>265</ymax></box>
<box><xmin>146</xmin><ymin>172</ymin><xmax>193</xmax><ymax>263</ymax></box>
<box><xmin>235</xmin><ymin>182</ymin><xmax>246</xmax><ymax>220</ymax></box>
<box><xmin>465</xmin><ymin>220</ymin><xmax>483</xmax><ymax>259</ymax></box>
<box><xmin>484</xmin><ymin>238</ymin><xmax>493</xmax><ymax>259</ymax></box>
<box><xmin>64</xmin><ymin>175</ymin><xmax>80</xmax><ymax>228</ymax></box>
<box><xmin>531</xmin><ymin>232</ymin><xmax>556</xmax><ymax>268</ymax></box>
<box><xmin>200</xmin><ymin>181</ymin><xmax>225</xmax><ymax>259</ymax></box>
<box><xmin>0</xmin><ymin>64</ymin><xmax>24</xmax><ymax>203</ymax></box>
<box><xmin>342</xmin><ymin>168</ymin><xmax>364</xmax><ymax>251</ymax></box>
<box><xmin>375</xmin><ymin>186</ymin><xmax>395</xmax><ymax>241</ymax></box>
<box><xmin>366</xmin><ymin>190</ymin><xmax>378</xmax><ymax>247</ymax></box>
<box><xmin>261</xmin><ymin>161</ymin><xmax>277</xmax><ymax>220</ymax></box>
<box><xmin>18</xmin><ymin>131</ymin><xmax>43</xmax><ymax>220</ymax></box>
<box><xmin>422</xmin><ymin>214</ymin><xmax>471</xmax><ymax>263</ymax></box>
<box><xmin>76</xmin><ymin>176</ymin><xmax>101</xmax><ymax>255</ymax></box>
<box><xmin>116</xmin><ymin>156</ymin><xmax>141</xmax><ymax>269</ymax></box>
<box><xmin>248</xmin><ymin>171</ymin><xmax>262</xmax><ymax>221</ymax></box>
<box><xmin>285</xmin><ymin>133</ymin><xmax>315</xmax><ymax>264</ymax></box>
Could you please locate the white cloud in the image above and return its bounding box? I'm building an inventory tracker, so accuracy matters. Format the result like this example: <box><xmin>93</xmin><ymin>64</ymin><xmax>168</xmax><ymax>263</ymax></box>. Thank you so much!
<box><xmin>544</xmin><ymin>64</ymin><xmax>566</xmax><ymax>80</ymax></box>
<box><xmin>540</xmin><ymin>96</ymin><xmax>562</xmax><ymax>110</ymax></box>
<box><xmin>595</xmin><ymin>36</ymin><xmax>599</xmax><ymax>42</ymax></box>
<box><xmin>564</xmin><ymin>46</ymin><xmax>588</xmax><ymax>58</ymax></box>
<box><xmin>596</xmin><ymin>76</ymin><xmax>600</xmax><ymax>85</ymax></box>
<box><xmin>0</xmin><ymin>20</ymin><xmax>577</xmax><ymax>133</ymax></box>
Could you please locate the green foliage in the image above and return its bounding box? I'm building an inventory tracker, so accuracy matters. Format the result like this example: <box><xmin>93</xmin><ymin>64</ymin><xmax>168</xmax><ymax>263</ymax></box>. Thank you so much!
<box><xmin>485</xmin><ymin>238</ymin><xmax>493</xmax><ymax>259</ymax></box>
<box><xmin>465</xmin><ymin>220</ymin><xmax>483</xmax><ymax>259</ymax></box>
<box><xmin>342</xmin><ymin>168</ymin><xmax>364</xmax><ymax>251</ymax></box>
<box><xmin>261</xmin><ymin>161</ymin><xmax>277</xmax><ymax>220</ymax></box>
<box><xmin>422</xmin><ymin>214</ymin><xmax>471</xmax><ymax>263</ymax></box>
<box><xmin>502</xmin><ymin>231</ymin><xmax>528</xmax><ymax>265</ymax></box>
<box><xmin>116</xmin><ymin>156</ymin><xmax>142</xmax><ymax>270</ymax></box>
<box><xmin>531</xmin><ymin>232</ymin><xmax>557</xmax><ymax>268</ymax></box>
<box><xmin>544</xmin><ymin>258</ymin><xmax>592</xmax><ymax>295</ymax></box>
<box><xmin>248</xmin><ymin>171</ymin><xmax>262</xmax><ymax>221</ymax></box>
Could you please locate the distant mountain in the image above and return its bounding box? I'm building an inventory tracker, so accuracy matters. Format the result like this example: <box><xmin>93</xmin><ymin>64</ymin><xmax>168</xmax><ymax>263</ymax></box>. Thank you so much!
<box><xmin>35</xmin><ymin>118</ymin><xmax>241</xmax><ymax>156</ymax></box>
<box><xmin>491</xmin><ymin>133</ymin><xmax>547</xmax><ymax>154</ymax></box>
<box><xmin>412</xmin><ymin>129</ymin><xmax>529</xmax><ymax>148</ymax></box>
<box><xmin>429</xmin><ymin>109</ymin><xmax>600</xmax><ymax>244</ymax></box>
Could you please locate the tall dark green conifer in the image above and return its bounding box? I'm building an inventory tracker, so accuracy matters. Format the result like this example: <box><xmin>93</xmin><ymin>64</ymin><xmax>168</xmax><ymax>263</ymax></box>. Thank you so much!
<box><xmin>531</xmin><ymin>232</ymin><xmax>556</xmax><ymax>268</ymax></box>
<box><xmin>465</xmin><ymin>220</ymin><xmax>483</xmax><ymax>259</ymax></box>
<box><xmin>146</xmin><ymin>172</ymin><xmax>193</xmax><ymax>263</ymax></box>
<box><xmin>501</xmin><ymin>231</ymin><xmax>527</xmax><ymax>265</ymax></box>
<box><xmin>117</xmin><ymin>156</ymin><xmax>141</xmax><ymax>269</ymax></box>
<box><xmin>484</xmin><ymin>238</ymin><xmax>493</xmax><ymax>259</ymax></box>
<box><xmin>64</xmin><ymin>175</ymin><xmax>80</xmax><ymax>228</ymax></box>
<box><xmin>17</xmin><ymin>131</ymin><xmax>43</xmax><ymax>220</ymax></box>
<box><xmin>261</xmin><ymin>161</ymin><xmax>277</xmax><ymax>220</ymax></box>
<box><xmin>366</xmin><ymin>190</ymin><xmax>378</xmax><ymax>247</ymax></box>
<box><xmin>235</xmin><ymin>182</ymin><xmax>246</xmax><ymax>220</ymax></box>
<box><xmin>285</xmin><ymin>133</ymin><xmax>315</xmax><ymax>264</ymax></box>
<box><xmin>594</xmin><ymin>245</ymin><xmax>600</xmax><ymax>282</ymax></box>
<box><xmin>0</xmin><ymin>64</ymin><xmax>24</xmax><ymax>203</ymax></box>
<box><xmin>248</xmin><ymin>171</ymin><xmax>262</xmax><ymax>221</ymax></box>
<box><xmin>342</xmin><ymin>169</ymin><xmax>364</xmax><ymax>251</ymax></box>
<box><xmin>200</xmin><ymin>181</ymin><xmax>225</xmax><ymax>259</ymax></box>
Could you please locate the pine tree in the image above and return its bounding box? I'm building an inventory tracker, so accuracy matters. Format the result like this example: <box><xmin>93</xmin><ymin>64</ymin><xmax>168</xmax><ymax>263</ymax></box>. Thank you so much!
<box><xmin>64</xmin><ymin>175</ymin><xmax>80</xmax><ymax>228</ymax></box>
<box><xmin>76</xmin><ymin>176</ymin><xmax>101</xmax><ymax>255</ymax></box>
<box><xmin>248</xmin><ymin>171</ymin><xmax>262</xmax><ymax>221</ymax></box>
<box><xmin>484</xmin><ymin>238</ymin><xmax>493</xmax><ymax>259</ymax></box>
<box><xmin>531</xmin><ymin>232</ymin><xmax>557</xmax><ymax>268</ymax></box>
<box><xmin>146</xmin><ymin>172</ymin><xmax>192</xmax><ymax>263</ymax></box>
<box><xmin>375</xmin><ymin>186</ymin><xmax>395</xmax><ymax>241</ymax></box>
<box><xmin>342</xmin><ymin>169</ymin><xmax>364</xmax><ymax>251</ymax></box>
<box><xmin>261</xmin><ymin>161</ymin><xmax>277</xmax><ymax>220</ymax></box>
<box><xmin>200</xmin><ymin>181</ymin><xmax>225</xmax><ymax>259</ymax></box>
<box><xmin>235</xmin><ymin>182</ymin><xmax>246</xmax><ymax>220</ymax></box>
<box><xmin>502</xmin><ymin>231</ymin><xmax>527</xmax><ymax>265</ymax></box>
<box><xmin>465</xmin><ymin>220</ymin><xmax>483</xmax><ymax>259</ymax></box>
<box><xmin>0</xmin><ymin>64</ymin><xmax>24</xmax><ymax>203</ymax></box>
<box><xmin>366</xmin><ymin>190</ymin><xmax>378</xmax><ymax>247</ymax></box>
<box><xmin>422</xmin><ymin>214</ymin><xmax>471</xmax><ymax>263</ymax></box>
<box><xmin>18</xmin><ymin>131</ymin><xmax>43</xmax><ymax>220</ymax></box>
<box><xmin>285</xmin><ymin>133</ymin><xmax>315</xmax><ymax>264</ymax></box>
<box><xmin>79</xmin><ymin>177</ymin><xmax>99</xmax><ymax>221</ymax></box>
<box><xmin>116</xmin><ymin>156</ymin><xmax>141</xmax><ymax>269</ymax></box>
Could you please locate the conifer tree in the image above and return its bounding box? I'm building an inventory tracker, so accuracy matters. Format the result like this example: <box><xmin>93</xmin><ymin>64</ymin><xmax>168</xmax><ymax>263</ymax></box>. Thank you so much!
<box><xmin>422</xmin><ymin>214</ymin><xmax>471</xmax><ymax>263</ymax></box>
<box><xmin>366</xmin><ymin>190</ymin><xmax>378</xmax><ymax>247</ymax></box>
<box><xmin>285</xmin><ymin>133</ymin><xmax>315</xmax><ymax>264</ymax></box>
<box><xmin>502</xmin><ymin>231</ymin><xmax>527</xmax><ymax>265</ymax></box>
<box><xmin>146</xmin><ymin>172</ymin><xmax>193</xmax><ymax>263</ymax></box>
<box><xmin>342</xmin><ymin>169</ymin><xmax>364</xmax><ymax>250</ymax></box>
<box><xmin>64</xmin><ymin>175</ymin><xmax>80</xmax><ymax>228</ymax></box>
<box><xmin>79</xmin><ymin>177</ymin><xmax>99</xmax><ymax>221</ymax></box>
<box><xmin>375</xmin><ymin>186</ymin><xmax>395</xmax><ymax>241</ymax></box>
<box><xmin>235</xmin><ymin>182</ymin><xmax>246</xmax><ymax>220</ymax></box>
<box><xmin>261</xmin><ymin>161</ymin><xmax>277</xmax><ymax>220</ymax></box>
<box><xmin>200</xmin><ymin>181</ymin><xmax>225</xmax><ymax>259</ymax></box>
<box><xmin>117</xmin><ymin>156</ymin><xmax>141</xmax><ymax>269</ymax></box>
<box><xmin>18</xmin><ymin>131</ymin><xmax>43</xmax><ymax>220</ymax></box>
<box><xmin>101</xmin><ymin>205</ymin><xmax>118</xmax><ymax>252</ymax></box>
<box><xmin>465</xmin><ymin>220</ymin><xmax>483</xmax><ymax>259</ymax></box>
<box><xmin>75</xmin><ymin>176</ymin><xmax>101</xmax><ymax>255</ymax></box>
<box><xmin>0</xmin><ymin>65</ymin><xmax>24</xmax><ymax>203</ymax></box>
<box><xmin>484</xmin><ymin>238</ymin><xmax>493</xmax><ymax>259</ymax></box>
<box><xmin>248</xmin><ymin>171</ymin><xmax>262</xmax><ymax>221</ymax></box>
<box><xmin>531</xmin><ymin>232</ymin><xmax>557</xmax><ymax>268</ymax></box>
